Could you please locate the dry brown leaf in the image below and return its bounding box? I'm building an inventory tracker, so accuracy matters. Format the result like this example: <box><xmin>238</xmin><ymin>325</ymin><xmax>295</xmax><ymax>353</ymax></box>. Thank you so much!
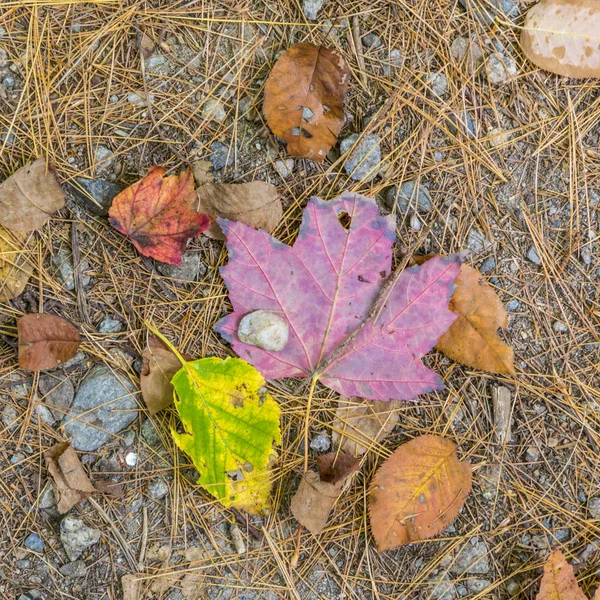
<box><xmin>122</xmin><ymin>574</ymin><xmax>142</xmax><ymax>600</ymax></box>
<box><xmin>521</xmin><ymin>0</ymin><xmax>600</xmax><ymax>79</ymax></box>
<box><xmin>369</xmin><ymin>435</ymin><xmax>472</xmax><ymax>552</ymax></box>
<box><xmin>536</xmin><ymin>550</ymin><xmax>588</xmax><ymax>600</ymax></box>
<box><xmin>332</xmin><ymin>397</ymin><xmax>401</xmax><ymax>456</ymax></box>
<box><xmin>291</xmin><ymin>451</ymin><xmax>359</xmax><ymax>534</ymax></box>
<box><xmin>0</xmin><ymin>225</ymin><xmax>33</xmax><ymax>302</ymax></box>
<box><xmin>44</xmin><ymin>442</ymin><xmax>96</xmax><ymax>513</ymax></box>
<box><xmin>140</xmin><ymin>334</ymin><xmax>186</xmax><ymax>414</ymax></box>
<box><xmin>93</xmin><ymin>478</ymin><xmax>125</xmax><ymax>498</ymax></box>
<box><xmin>195</xmin><ymin>181</ymin><xmax>282</xmax><ymax>240</ymax></box>
<box><xmin>139</xmin><ymin>32</ymin><xmax>155</xmax><ymax>59</ymax></box>
<box><xmin>263</xmin><ymin>42</ymin><xmax>350</xmax><ymax>160</ymax></box>
<box><xmin>18</xmin><ymin>313</ymin><xmax>81</xmax><ymax>372</ymax></box>
<box><xmin>0</xmin><ymin>158</ymin><xmax>65</xmax><ymax>232</ymax></box>
<box><xmin>191</xmin><ymin>160</ymin><xmax>214</xmax><ymax>186</ymax></box>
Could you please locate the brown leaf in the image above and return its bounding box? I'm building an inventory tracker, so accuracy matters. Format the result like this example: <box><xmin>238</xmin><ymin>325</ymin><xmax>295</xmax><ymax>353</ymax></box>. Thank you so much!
<box><xmin>140</xmin><ymin>334</ymin><xmax>185</xmax><ymax>414</ymax></box>
<box><xmin>108</xmin><ymin>166</ymin><xmax>211</xmax><ymax>265</ymax></box>
<box><xmin>94</xmin><ymin>478</ymin><xmax>125</xmax><ymax>498</ymax></box>
<box><xmin>195</xmin><ymin>181</ymin><xmax>282</xmax><ymax>240</ymax></box>
<box><xmin>369</xmin><ymin>435</ymin><xmax>472</xmax><ymax>551</ymax></box>
<box><xmin>291</xmin><ymin>451</ymin><xmax>358</xmax><ymax>534</ymax></box>
<box><xmin>18</xmin><ymin>314</ymin><xmax>81</xmax><ymax>372</ymax></box>
<box><xmin>0</xmin><ymin>226</ymin><xmax>33</xmax><ymax>302</ymax></box>
<box><xmin>263</xmin><ymin>42</ymin><xmax>350</xmax><ymax>161</ymax></box>
<box><xmin>191</xmin><ymin>160</ymin><xmax>214</xmax><ymax>186</ymax></box>
<box><xmin>122</xmin><ymin>573</ymin><xmax>142</xmax><ymax>600</ymax></box>
<box><xmin>332</xmin><ymin>397</ymin><xmax>401</xmax><ymax>456</ymax></box>
<box><xmin>0</xmin><ymin>158</ymin><xmax>65</xmax><ymax>232</ymax></box>
<box><xmin>536</xmin><ymin>550</ymin><xmax>588</xmax><ymax>600</ymax></box>
<box><xmin>44</xmin><ymin>442</ymin><xmax>96</xmax><ymax>513</ymax></box>
<box><xmin>521</xmin><ymin>0</ymin><xmax>600</xmax><ymax>79</ymax></box>
<box><xmin>139</xmin><ymin>31</ymin><xmax>155</xmax><ymax>59</ymax></box>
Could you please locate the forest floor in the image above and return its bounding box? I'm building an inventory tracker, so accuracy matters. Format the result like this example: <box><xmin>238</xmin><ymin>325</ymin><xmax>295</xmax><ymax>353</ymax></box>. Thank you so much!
<box><xmin>1</xmin><ymin>1</ymin><xmax>600</xmax><ymax>599</ymax></box>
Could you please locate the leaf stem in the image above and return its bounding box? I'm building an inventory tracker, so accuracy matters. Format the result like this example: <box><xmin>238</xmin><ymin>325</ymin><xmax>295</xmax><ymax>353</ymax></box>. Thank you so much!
<box><xmin>303</xmin><ymin>374</ymin><xmax>319</xmax><ymax>472</ymax></box>
<box><xmin>143</xmin><ymin>321</ymin><xmax>187</xmax><ymax>366</ymax></box>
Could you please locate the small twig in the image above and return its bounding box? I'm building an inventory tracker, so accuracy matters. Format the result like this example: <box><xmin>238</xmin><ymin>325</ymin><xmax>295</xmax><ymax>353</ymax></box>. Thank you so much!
<box><xmin>71</xmin><ymin>218</ymin><xmax>90</xmax><ymax>324</ymax></box>
<box><xmin>290</xmin><ymin>525</ymin><xmax>302</xmax><ymax>569</ymax></box>
<box><xmin>232</xmin><ymin>508</ymin><xmax>263</xmax><ymax>541</ymax></box>
<box><xmin>138</xmin><ymin>505</ymin><xmax>148</xmax><ymax>571</ymax></box>
<box><xmin>350</xmin><ymin>16</ymin><xmax>367</xmax><ymax>88</ymax></box>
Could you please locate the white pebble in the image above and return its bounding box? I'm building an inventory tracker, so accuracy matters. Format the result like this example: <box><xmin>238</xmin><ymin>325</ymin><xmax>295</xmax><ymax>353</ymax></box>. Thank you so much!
<box><xmin>238</xmin><ymin>310</ymin><xmax>289</xmax><ymax>352</ymax></box>
<box><xmin>125</xmin><ymin>452</ymin><xmax>138</xmax><ymax>466</ymax></box>
<box><xmin>410</xmin><ymin>214</ymin><xmax>421</xmax><ymax>231</ymax></box>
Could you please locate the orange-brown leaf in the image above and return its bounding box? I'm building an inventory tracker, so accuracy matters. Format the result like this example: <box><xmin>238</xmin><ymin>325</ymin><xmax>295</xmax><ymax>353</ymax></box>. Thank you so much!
<box><xmin>108</xmin><ymin>166</ymin><xmax>210</xmax><ymax>265</ymax></box>
<box><xmin>369</xmin><ymin>435</ymin><xmax>472</xmax><ymax>552</ymax></box>
<box><xmin>263</xmin><ymin>43</ymin><xmax>349</xmax><ymax>161</ymax></box>
<box><xmin>18</xmin><ymin>314</ymin><xmax>81</xmax><ymax>372</ymax></box>
<box><xmin>438</xmin><ymin>262</ymin><xmax>514</xmax><ymax>375</ymax></box>
<box><xmin>536</xmin><ymin>550</ymin><xmax>588</xmax><ymax>600</ymax></box>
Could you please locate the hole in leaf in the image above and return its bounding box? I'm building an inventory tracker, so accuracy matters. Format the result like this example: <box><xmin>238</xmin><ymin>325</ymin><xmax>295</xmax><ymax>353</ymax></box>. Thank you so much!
<box><xmin>337</xmin><ymin>211</ymin><xmax>351</xmax><ymax>230</ymax></box>
<box><xmin>291</xmin><ymin>126</ymin><xmax>313</xmax><ymax>138</ymax></box>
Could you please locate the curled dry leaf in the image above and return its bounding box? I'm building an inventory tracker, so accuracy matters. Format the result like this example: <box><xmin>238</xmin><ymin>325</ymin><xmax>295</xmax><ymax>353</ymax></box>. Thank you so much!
<box><xmin>196</xmin><ymin>181</ymin><xmax>282</xmax><ymax>240</ymax></box>
<box><xmin>536</xmin><ymin>550</ymin><xmax>588</xmax><ymax>600</ymax></box>
<box><xmin>0</xmin><ymin>225</ymin><xmax>33</xmax><ymax>302</ymax></box>
<box><xmin>44</xmin><ymin>442</ymin><xmax>96</xmax><ymax>513</ymax></box>
<box><xmin>290</xmin><ymin>451</ymin><xmax>359</xmax><ymax>534</ymax></box>
<box><xmin>263</xmin><ymin>42</ymin><xmax>350</xmax><ymax>160</ymax></box>
<box><xmin>369</xmin><ymin>435</ymin><xmax>472</xmax><ymax>552</ymax></box>
<box><xmin>521</xmin><ymin>0</ymin><xmax>600</xmax><ymax>79</ymax></box>
<box><xmin>18</xmin><ymin>313</ymin><xmax>81</xmax><ymax>372</ymax></box>
<box><xmin>108</xmin><ymin>166</ymin><xmax>211</xmax><ymax>265</ymax></box>
<box><xmin>333</xmin><ymin>397</ymin><xmax>402</xmax><ymax>457</ymax></box>
<box><xmin>0</xmin><ymin>158</ymin><xmax>65</xmax><ymax>232</ymax></box>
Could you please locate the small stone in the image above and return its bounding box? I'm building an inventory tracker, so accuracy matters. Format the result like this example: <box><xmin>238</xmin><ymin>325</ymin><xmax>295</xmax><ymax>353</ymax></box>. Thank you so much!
<box><xmin>60</xmin><ymin>516</ymin><xmax>101</xmax><ymax>561</ymax></box>
<box><xmin>274</xmin><ymin>159</ymin><xmax>294</xmax><ymax>179</ymax></box>
<box><xmin>486</xmin><ymin>52</ymin><xmax>517</xmax><ymax>85</ymax></box>
<box><xmin>479</xmin><ymin>257</ymin><xmax>495</xmax><ymax>274</ymax></box>
<box><xmin>451</xmin><ymin>36</ymin><xmax>483</xmax><ymax>73</ymax></box>
<box><xmin>141</xmin><ymin>418</ymin><xmax>161</xmax><ymax>446</ymax></box>
<box><xmin>553</xmin><ymin>320</ymin><xmax>568</xmax><ymax>334</ymax></box>
<box><xmin>3</xmin><ymin>75</ymin><xmax>15</xmax><ymax>88</ymax></box>
<box><xmin>588</xmin><ymin>497</ymin><xmax>600</xmax><ymax>519</ymax></box>
<box><xmin>428</xmin><ymin>72</ymin><xmax>448</xmax><ymax>97</ymax></box>
<box><xmin>52</xmin><ymin>250</ymin><xmax>91</xmax><ymax>291</ymax></box>
<box><xmin>127</xmin><ymin>92</ymin><xmax>153</xmax><ymax>107</ymax></box>
<box><xmin>125</xmin><ymin>451</ymin><xmax>138</xmax><ymax>466</ymax></box>
<box><xmin>148</xmin><ymin>478</ymin><xmax>169</xmax><ymax>500</ymax></box>
<box><xmin>122</xmin><ymin>429</ymin><xmax>135</xmax><ymax>446</ymax></box>
<box><xmin>383</xmin><ymin>48</ymin><xmax>403</xmax><ymax>75</ymax></box>
<box><xmin>466</xmin><ymin>228</ymin><xmax>492</xmax><ymax>254</ymax></box>
<box><xmin>98</xmin><ymin>316</ymin><xmax>123</xmax><ymax>334</ymax></box>
<box><xmin>93</xmin><ymin>145</ymin><xmax>115</xmax><ymax>174</ymax></box>
<box><xmin>387</xmin><ymin>180</ymin><xmax>433</xmax><ymax>213</ymax></box>
<box><xmin>38</xmin><ymin>485</ymin><xmax>57</xmax><ymax>510</ymax></box>
<box><xmin>0</xmin><ymin>47</ymin><xmax>8</xmax><ymax>67</ymax></box>
<box><xmin>33</xmin><ymin>403</ymin><xmax>55</xmax><ymax>426</ymax></box>
<box><xmin>341</xmin><ymin>134</ymin><xmax>382</xmax><ymax>182</ymax></box>
<box><xmin>17</xmin><ymin>591</ymin><xmax>43</xmax><ymax>600</ymax></box>
<box><xmin>2</xmin><ymin>404</ymin><xmax>19</xmax><ymax>430</ymax></box>
<box><xmin>458</xmin><ymin>0</ymin><xmax>519</xmax><ymax>25</ymax></box>
<box><xmin>581</xmin><ymin>245</ymin><xmax>592</xmax><ymax>265</ymax></box>
<box><xmin>302</xmin><ymin>0</ymin><xmax>324</xmax><ymax>20</ymax></box>
<box><xmin>24</xmin><ymin>533</ymin><xmax>44</xmax><ymax>552</ymax></box>
<box><xmin>429</xmin><ymin>572</ymin><xmax>457</xmax><ymax>600</ymax></box>
<box><xmin>201</xmin><ymin>98</ymin><xmax>226</xmax><ymax>123</ymax></box>
<box><xmin>310</xmin><ymin>433</ymin><xmax>331</xmax><ymax>452</ymax></box>
<box><xmin>59</xmin><ymin>560</ymin><xmax>87</xmax><ymax>578</ymax></box>
<box><xmin>526</xmin><ymin>445</ymin><xmax>540</xmax><ymax>461</ymax></box>
<box><xmin>238</xmin><ymin>310</ymin><xmax>289</xmax><ymax>352</ymax></box>
<box><xmin>64</xmin><ymin>365</ymin><xmax>138</xmax><ymax>451</ymax></box>
<box><xmin>506</xmin><ymin>299</ymin><xmax>519</xmax><ymax>311</ymax></box>
<box><xmin>210</xmin><ymin>141</ymin><xmax>232</xmax><ymax>170</ymax></box>
<box><xmin>488</xmin><ymin>127</ymin><xmax>511</xmax><ymax>148</ymax></box>
<box><xmin>527</xmin><ymin>246</ymin><xmax>541</xmax><ymax>265</ymax></box>
<box><xmin>410</xmin><ymin>214</ymin><xmax>421</xmax><ymax>231</ymax></box>
<box><xmin>362</xmin><ymin>33</ymin><xmax>382</xmax><ymax>48</ymax></box>
<box><xmin>238</xmin><ymin>96</ymin><xmax>256</xmax><ymax>121</ymax></box>
<box><xmin>467</xmin><ymin>579</ymin><xmax>491</xmax><ymax>594</ymax></box>
<box><xmin>156</xmin><ymin>252</ymin><xmax>206</xmax><ymax>281</ymax></box>
<box><xmin>110</xmin><ymin>94</ymin><xmax>119</xmax><ymax>103</ymax></box>
<box><xmin>68</xmin><ymin>177</ymin><xmax>124</xmax><ymax>216</ymax></box>
<box><xmin>145</xmin><ymin>55</ymin><xmax>169</xmax><ymax>73</ymax></box>
<box><xmin>449</xmin><ymin>541</ymin><xmax>490</xmax><ymax>574</ymax></box>
<box><xmin>506</xmin><ymin>581</ymin><xmax>520</xmax><ymax>596</ymax></box>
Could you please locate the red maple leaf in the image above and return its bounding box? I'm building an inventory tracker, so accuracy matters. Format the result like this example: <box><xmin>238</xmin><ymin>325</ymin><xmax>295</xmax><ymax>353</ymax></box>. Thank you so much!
<box><xmin>108</xmin><ymin>166</ymin><xmax>210</xmax><ymax>265</ymax></box>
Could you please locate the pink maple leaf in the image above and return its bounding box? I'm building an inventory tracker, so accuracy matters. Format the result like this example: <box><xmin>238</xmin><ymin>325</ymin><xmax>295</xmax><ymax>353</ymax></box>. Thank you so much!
<box><xmin>215</xmin><ymin>192</ymin><xmax>460</xmax><ymax>402</ymax></box>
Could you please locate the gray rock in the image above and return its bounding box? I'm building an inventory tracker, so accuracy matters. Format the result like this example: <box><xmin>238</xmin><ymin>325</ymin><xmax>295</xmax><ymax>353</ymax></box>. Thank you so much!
<box><xmin>68</xmin><ymin>177</ymin><xmax>124</xmax><ymax>216</ymax></box>
<box><xmin>93</xmin><ymin>145</ymin><xmax>115</xmax><ymax>174</ymax></box>
<box><xmin>64</xmin><ymin>366</ymin><xmax>138</xmax><ymax>451</ymax></box>
<box><xmin>488</xmin><ymin>127</ymin><xmax>511</xmax><ymax>148</ymax></box>
<box><xmin>447</xmin><ymin>111</ymin><xmax>477</xmax><ymax>139</ymax></box>
<box><xmin>60</xmin><ymin>516</ymin><xmax>101</xmax><ymax>561</ymax></box>
<box><xmin>506</xmin><ymin>581</ymin><xmax>520</xmax><ymax>596</ymax></box>
<box><xmin>429</xmin><ymin>572</ymin><xmax>457</xmax><ymax>600</ymax></box>
<box><xmin>310</xmin><ymin>433</ymin><xmax>331</xmax><ymax>452</ymax></box>
<box><xmin>526</xmin><ymin>446</ymin><xmax>540</xmax><ymax>461</ymax></box>
<box><xmin>274</xmin><ymin>158</ymin><xmax>294</xmax><ymax>179</ymax></box>
<box><xmin>449</xmin><ymin>540</ymin><xmax>490</xmax><ymax>574</ymax></box>
<box><xmin>588</xmin><ymin>497</ymin><xmax>600</xmax><ymax>519</ymax></box>
<box><xmin>362</xmin><ymin>33</ymin><xmax>381</xmax><ymax>48</ymax></box>
<box><xmin>428</xmin><ymin>72</ymin><xmax>448</xmax><ymax>97</ymax></box>
<box><xmin>451</xmin><ymin>36</ymin><xmax>483</xmax><ymax>73</ymax></box>
<box><xmin>141</xmin><ymin>418</ymin><xmax>161</xmax><ymax>446</ymax></box>
<box><xmin>302</xmin><ymin>0</ymin><xmax>324</xmax><ymax>20</ymax></box>
<box><xmin>467</xmin><ymin>579</ymin><xmax>491</xmax><ymax>593</ymax></box>
<box><xmin>17</xmin><ymin>591</ymin><xmax>44</xmax><ymax>600</ymax></box>
<box><xmin>145</xmin><ymin>55</ymin><xmax>169</xmax><ymax>73</ymax></box>
<box><xmin>210</xmin><ymin>141</ymin><xmax>232</xmax><ymax>170</ymax></box>
<box><xmin>24</xmin><ymin>533</ymin><xmax>44</xmax><ymax>552</ymax></box>
<box><xmin>466</xmin><ymin>228</ymin><xmax>492</xmax><ymax>254</ymax></box>
<box><xmin>479</xmin><ymin>257</ymin><xmax>495</xmax><ymax>274</ymax></box>
<box><xmin>486</xmin><ymin>52</ymin><xmax>517</xmax><ymax>85</ymax></box>
<box><xmin>2</xmin><ymin>404</ymin><xmax>19</xmax><ymax>430</ymax></box>
<box><xmin>201</xmin><ymin>98</ymin><xmax>226</xmax><ymax>123</ymax></box>
<box><xmin>458</xmin><ymin>0</ymin><xmax>519</xmax><ymax>25</ymax></box>
<box><xmin>98</xmin><ymin>316</ymin><xmax>123</xmax><ymax>333</ymax></box>
<box><xmin>39</xmin><ymin>375</ymin><xmax>74</xmax><ymax>422</ymax></box>
<box><xmin>387</xmin><ymin>180</ymin><xmax>433</xmax><ymax>213</ymax></box>
<box><xmin>410</xmin><ymin>214</ymin><xmax>421</xmax><ymax>231</ymax></box>
<box><xmin>59</xmin><ymin>560</ymin><xmax>87</xmax><ymax>578</ymax></box>
<box><xmin>553</xmin><ymin>320</ymin><xmax>568</xmax><ymax>334</ymax></box>
<box><xmin>238</xmin><ymin>96</ymin><xmax>256</xmax><ymax>121</ymax></box>
<box><xmin>52</xmin><ymin>250</ymin><xmax>91</xmax><ymax>291</ymax></box>
<box><xmin>38</xmin><ymin>485</ymin><xmax>57</xmax><ymax>510</ymax></box>
<box><xmin>581</xmin><ymin>244</ymin><xmax>592</xmax><ymax>265</ymax></box>
<box><xmin>383</xmin><ymin>48</ymin><xmax>403</xmax><ymax>75</ymax></box>
<box><xmin>3</xmin><ymin>75</ymin><xmax>15</xmax><ymax>88</ymax></box>
<box><xmin>506</xmin><ymin>299</ymin><xmax>520</xmax><ymax>311</ymax></box>
<box><xmin>156</xmin><ymin>252</ymin><xmax>206</xmax><ymax>282</ymax></box>
<box><xmin>341</xmin><ymin>134</ymin><xmax>382</xmax><ymax>182</ymax></box>
<box><xmin>0</xmin><ymin>47</ymin><xmax>8</xmax><ymax>67</ymax></box>
<box><xmin>527</xmin><ymin>246</ymin><xmax>541</xmax><ymax>265</ymax></box>
<box><xmin>148</xmin><ymin>478</ymin><xmax>169</xmax><ymax>500</ymax></box>
<box><xmin>127</xmin><ymin>92</ymin><xmax>153</xmax><ymax>107</ymax></box>
<box><xmin>33</xmin><ymin>403</ymin><xmax>55</xmax><ymax>426</ymax></box>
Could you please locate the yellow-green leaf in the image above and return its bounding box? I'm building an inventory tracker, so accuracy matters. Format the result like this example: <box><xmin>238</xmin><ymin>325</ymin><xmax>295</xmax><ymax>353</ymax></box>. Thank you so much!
<box><xmin>171</xmin><ymin>357</ymin><xmax>281</xmax><ymax>514</ymax></box>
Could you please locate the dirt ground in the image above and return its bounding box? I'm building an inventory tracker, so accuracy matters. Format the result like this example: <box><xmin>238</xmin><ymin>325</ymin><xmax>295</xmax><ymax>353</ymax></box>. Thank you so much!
<box><xmin>1</xmin><ymin>1</ymin><xmax>600</xmax><ymax>599</ymax></box>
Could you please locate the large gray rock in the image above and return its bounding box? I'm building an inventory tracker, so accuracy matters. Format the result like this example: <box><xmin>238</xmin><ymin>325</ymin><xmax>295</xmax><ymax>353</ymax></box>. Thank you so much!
<box><xmin>64</xmin><ymin>366</ymin><xmax>138</xmax><ymax>451</ymax></box>
<box><xmin>39</xmin><ymin>373</ymin><xmax>75</xmax><ymax>421</ymax></box>
<box><xmin>341</xmin><ymin>134</ymin><xmax>382</xmax><ymax>182</ymax></box>
<box><xmin>156</xmin><ymin>252</ymin><xmax>206</xmax><ymax>282</ymax></box>
<box><xmin>60</xmin><ymin>516</ymin><xmax>101</xmax><ymax>561</ymax></box>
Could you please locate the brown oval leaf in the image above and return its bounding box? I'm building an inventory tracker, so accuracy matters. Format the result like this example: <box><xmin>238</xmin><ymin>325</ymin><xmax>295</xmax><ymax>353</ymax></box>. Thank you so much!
<box><xmin>369</xmin><ymin>435</ymin><xmax>472</xmax><ymax>552</ymax></box>
<box><xmin>263</xmin><ymin>42</ymin><xmax>349</xmax><ymax>161</ymax></box>
<box><xmin>0</xmin><ymin>226</ymin><xmax>33</xmax><ymax>301</ymax></box>
<box><xmin>521</xmin><ymin>0</ymin><xmax>600</xmax><ymax>78</ymax></box>
<box><xmin>536</xmin><ymin>550</ymin><xmax>588</xmax><ymax>600</ymax></box>
<box><xmin>18</xmin><ymin>314</ymin><xmax>81</xmax><ymax>372</ymax></box>
<box><xmin>0</xmin><ymin>158</ymin><xmax>65</xmax><ymax>232</ymax></box>
<box><xmin>437</xmin><ymin>263</ymin><xmax>515</xmax><ymax>375</ymax></box>
<box><xmin>108</xmin><ymin>166</ymin><xmax>211</xmax><ymax>265</ymax></box>
<box><xmin>196</xmin><ymin>181</ymin><xmax>282</xmax><ymax>241</ymax></box>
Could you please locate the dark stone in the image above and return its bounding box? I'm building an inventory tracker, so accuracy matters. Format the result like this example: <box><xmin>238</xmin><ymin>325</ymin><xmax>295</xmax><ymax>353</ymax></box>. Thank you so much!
<box><xmin>458</xmin><ymin>0</ymin><xmax>519</xmax><ymax>25</ymax></box>
<box><xmin>68</xmin><ymin>177</ymin><xmax>124</xmax><ymax>216</ymax></box>
<box><xmin>210</xmin><ymin>142</ymin><xmax>233</xmax><ymax>170</ymax></box>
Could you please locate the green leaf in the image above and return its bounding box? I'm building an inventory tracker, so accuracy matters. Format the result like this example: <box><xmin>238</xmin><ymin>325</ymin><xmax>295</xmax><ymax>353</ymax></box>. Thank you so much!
<box><xmin>171</xmin><ymin>357</ymin><xmax>281</xmax><ymax>514</ymax></box>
